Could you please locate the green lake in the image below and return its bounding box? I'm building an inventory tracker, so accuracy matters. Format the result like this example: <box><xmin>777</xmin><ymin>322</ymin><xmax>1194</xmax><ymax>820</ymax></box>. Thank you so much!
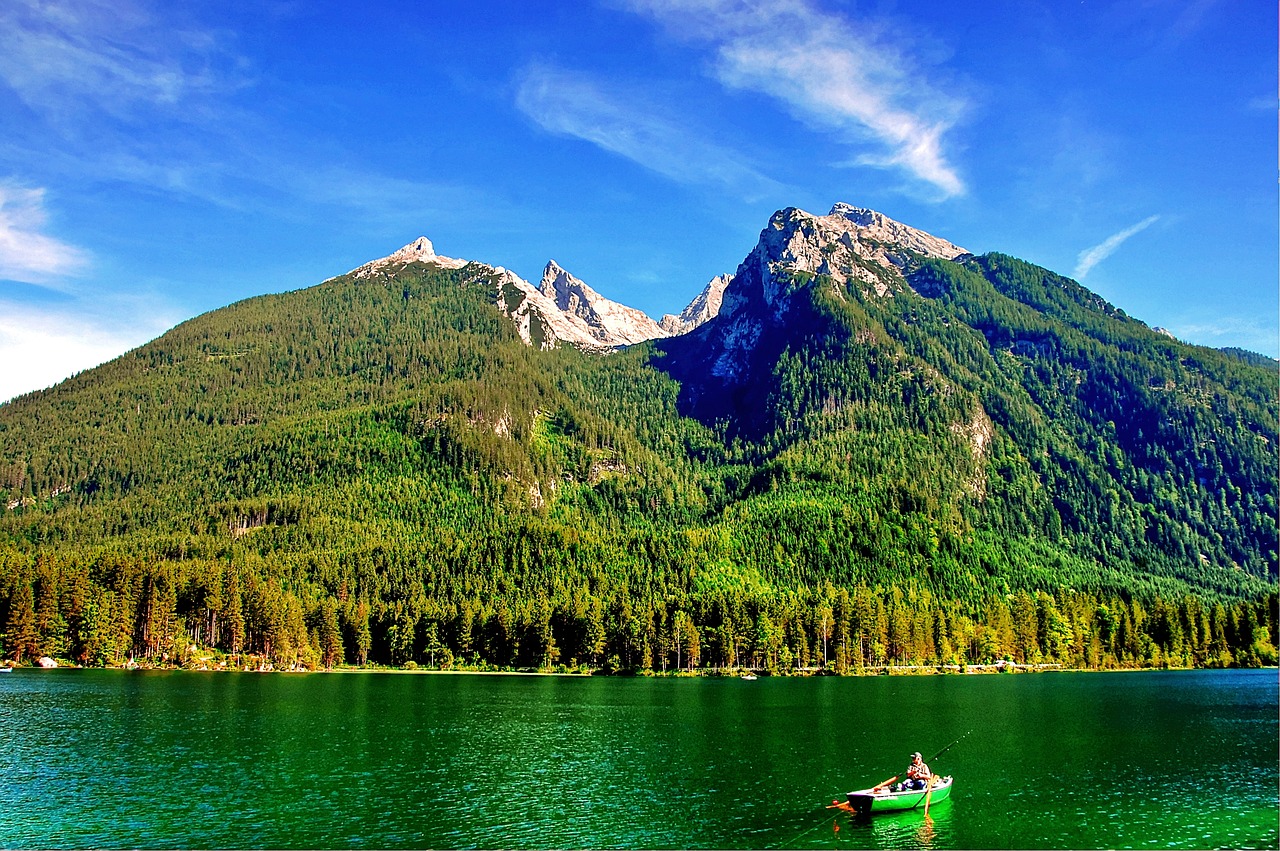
<box><xmin>0</xmin><ymin>667</ymin><xmax>1275</xmax><ymax>849</ymax></box>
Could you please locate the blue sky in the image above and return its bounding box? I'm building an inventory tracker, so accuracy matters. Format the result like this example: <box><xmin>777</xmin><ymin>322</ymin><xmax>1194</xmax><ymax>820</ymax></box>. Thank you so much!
<box><xmin>1</xmin><ymin>0</ymin><xmax>1276</xmax><ymax>402</ymax></box>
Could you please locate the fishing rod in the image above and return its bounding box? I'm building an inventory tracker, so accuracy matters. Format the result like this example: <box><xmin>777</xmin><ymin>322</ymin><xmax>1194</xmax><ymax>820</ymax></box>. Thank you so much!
<box><xmin>927</xmin><ymin>730</ymin><xmax>971</xmax><ymax>764</ymax></box>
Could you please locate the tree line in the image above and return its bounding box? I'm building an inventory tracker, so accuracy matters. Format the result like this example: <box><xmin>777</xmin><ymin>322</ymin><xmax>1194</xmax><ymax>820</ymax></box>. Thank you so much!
<box><xmin>3</xmin><ymin>546</ymin><xmax>1274</xmax><ymax>673</ymax></box>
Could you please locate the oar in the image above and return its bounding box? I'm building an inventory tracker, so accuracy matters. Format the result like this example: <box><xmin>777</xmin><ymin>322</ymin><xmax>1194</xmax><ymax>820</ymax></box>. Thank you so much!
<box><xmin>828</xmin><ymin>772</ymin><xmax>897</xmax><ymax>807</ymax></box>
<box><xmin>909</xmin><ymin>774</ymin><xmax>938</xmax><ymax>812</ymax></box>
<box><xmin>871</xmin><ymin>774</ymin><xmax>897</xmax><ymax>793</ymax></box>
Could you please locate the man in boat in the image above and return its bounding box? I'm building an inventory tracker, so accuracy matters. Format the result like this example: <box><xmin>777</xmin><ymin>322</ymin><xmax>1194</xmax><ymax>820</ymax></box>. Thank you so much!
<box><xmin>899</xmin><ymin>752</ymin><xmax>932</xmax><ymax>790</ymax></box>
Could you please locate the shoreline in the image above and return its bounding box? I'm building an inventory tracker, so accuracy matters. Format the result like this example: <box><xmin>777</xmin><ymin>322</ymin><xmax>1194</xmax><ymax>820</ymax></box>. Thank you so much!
<box><xmin>6</xmin><ymin>658</ymin><xmax>1262</xmax><ymax>677</ymax></box>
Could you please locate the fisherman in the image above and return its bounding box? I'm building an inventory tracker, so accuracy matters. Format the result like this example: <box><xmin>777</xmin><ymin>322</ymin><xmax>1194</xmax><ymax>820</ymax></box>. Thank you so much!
<box><xmin>902</xmin><ymin>752</ymin><xmax>931</xmax><ymax>790</ymax></box>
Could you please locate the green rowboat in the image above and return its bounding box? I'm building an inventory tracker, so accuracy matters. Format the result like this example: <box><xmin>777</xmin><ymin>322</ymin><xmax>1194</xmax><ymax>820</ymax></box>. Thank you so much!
<box><xmin>831</xmin><ymin>775</ymin><xmax>953</xmax><ymax>818</ymax></box>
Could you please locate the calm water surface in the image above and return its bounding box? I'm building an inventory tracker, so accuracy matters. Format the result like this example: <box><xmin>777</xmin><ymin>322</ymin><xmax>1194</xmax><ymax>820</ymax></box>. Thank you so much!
<box><xmin>0</xmin><ymin>668</ymin><xmax>1275</xmax><ymax>849</ymax></box>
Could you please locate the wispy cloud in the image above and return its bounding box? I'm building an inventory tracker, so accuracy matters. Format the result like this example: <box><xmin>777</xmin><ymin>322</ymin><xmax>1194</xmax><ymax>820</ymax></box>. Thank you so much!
<box><xmin>515</xmin><ymin>64</ymin><xmax>782</xmax><ymax>199</ymax></box>
<box><xmin>1073</xmin><ymin>215</ymin><xmax>1160</xmax><ymax>280</ymax></box>
<box><xmin>1</xmin><ymin>2</ymin><xmax>497</xmax><ymax>233</ymax></box>
<box><xmin>1246</xmin><ymin>93</ymin><xmax>1278</xmax><ymax>112</ymax></box>
<box><xmin>0</xmin><ymin>297</ymin><xmax>177</xmax><ymax>403</ymax></box>
<box><xmin>0</xmin><ymin>0</ymin><xmax>246</xmax><ymax>127</ymax></box>
<box><xmin>0</xmin><ymin>183</ymin><xmax>88</xmax><ymax>282</ymax></box>
<box><xmin>1167</xmin><ymin>315</ymin><xmax>1278</xmax><ymax>358</ymax></box>
<box><xmin>622</xmin><ymin>0</ymin><xmax>966</xmax><ymax>198</ymax></box>
<box><xmin>0</xmin><ymin>1</ymin><xmax>263</xmax><ymax>212</ymax></box>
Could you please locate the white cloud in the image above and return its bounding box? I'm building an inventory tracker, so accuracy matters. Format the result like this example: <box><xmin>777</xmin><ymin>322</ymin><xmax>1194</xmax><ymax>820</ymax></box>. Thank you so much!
<box><xmin>622</xmin><ymin>0</ymin><xmax>966</xmax><ymax>198</ymax></box>
<box><xmin>515</xmin><ymin>64</ymin><xmax>783</xmax><ymax>199</ymax></box>
<box><xmin>1073</xmin><ymin>215</ymin><xmax>1160</xmax><ymax>280</ymax></box>
<box><xmin>0</xmin><ymin>299</ymin><xmax>177</xmax><ymax>403</ymax></box>
<box><xmin>0</xmin><ymin>0</ymin><xmax>244</xmax><ymax>125</ymax></box>
<box><xmin>0</xmin><ymin>183</ymin><xmax>89</xmax><ymax>281</ymax></box>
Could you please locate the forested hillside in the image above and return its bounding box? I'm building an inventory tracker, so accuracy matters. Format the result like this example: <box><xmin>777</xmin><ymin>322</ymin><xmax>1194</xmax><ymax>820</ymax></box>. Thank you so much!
<box><xmin>1</xmin><ymin>211</ymin><xmax>1275</xmax><ymax>674</ymax></box>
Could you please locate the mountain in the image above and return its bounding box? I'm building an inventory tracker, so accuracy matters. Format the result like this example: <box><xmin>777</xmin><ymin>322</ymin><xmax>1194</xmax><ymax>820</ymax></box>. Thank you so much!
<box><xmin>0</xmin><ymin>203</ymin><xmax>1274</xmax><ymax>673</ymax></box>
<box><xmin>656</xmin><ymin>202</ymin><xmax>1277</xmax><ymax>589</ymax></box>
<box><xmin>1218</xmin><ymin>347</ymin><xmax>1279</xmax><ymax>369</ymax></box>
<box><xmin>351</xmin><ymin>237</ymin><xmax>736</xmax><ymax>348</ymax></box>
<box><xmin>660</xmin><ymin>274</ymin><xmax>733</xmax><ymax>336</ymax></box>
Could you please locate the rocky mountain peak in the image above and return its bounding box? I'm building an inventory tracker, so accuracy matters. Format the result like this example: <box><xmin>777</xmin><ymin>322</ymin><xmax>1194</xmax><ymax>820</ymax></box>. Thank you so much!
<box><xmin>539</xmin><ymin>260</ymin><xmax>603</xmax><ymax>312</ymax></box>
<box><xmin>490</xmin><ymin>265</ymin><xmax>610</xmax><ymax>352</ymax></box>
<box><xmin>756</xmin><ymin>204</ymin><xmax>967</xmax><ymax>273</ymax></box>
<box><xmin>660</xmin><ymin>274</ymin><xmax>733</xmax><ymax>335</ymax></box>
<box><xmin>535</xmin><ymin>260</ymin><xmax>668</xmax><ymax>346</ymax></box>
<box><xmin>395</xmin><ymin>236</ymin><xmax>440</xmax><ymax>261</ymax></box>
<box><xmin>687</xmin><ymin>203</ymin><xmax>974</xmax><ymax>384</ymax></box>
<box><xmin>720</xmin><ymin>203</ymin><xmax>968</xmax><ymax>321</ymax></box>
<box><xmin>350</xmin><ymin>236</ymin><xmax>469</xmax><ymax>277</ymax></box>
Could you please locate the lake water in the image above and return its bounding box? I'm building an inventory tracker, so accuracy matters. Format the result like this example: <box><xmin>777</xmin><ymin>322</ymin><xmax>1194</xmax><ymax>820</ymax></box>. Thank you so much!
<box><xmin>0</xmin><ymin>668</ymin><xmax>1275</xmax><ymax>849</ymax></box>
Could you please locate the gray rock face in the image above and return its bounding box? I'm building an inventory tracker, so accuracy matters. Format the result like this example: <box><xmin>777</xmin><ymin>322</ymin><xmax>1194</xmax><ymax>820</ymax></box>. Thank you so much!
<box><xmin>660</xmin><ymin>274</ymin><xmax>733</xmax><ymax>336</ymax></box>
<box><xmin>538</xmin><ymin>261</ymin><xmax>669</xmax><ymax>346</ymax></box>
<box><xmin>694</xmin><ymin>203</ymin><xmax>969</xmax><ymax>381</ymax></box>
<box><xmin>721</xmin><ymin>203</ymin><xmax>968</xmax><ymax>322</ymax></box>
<box><xmin>490</xmin><ymin>265</ymin><xmax>611</xmax><ymax>351</ymax></box>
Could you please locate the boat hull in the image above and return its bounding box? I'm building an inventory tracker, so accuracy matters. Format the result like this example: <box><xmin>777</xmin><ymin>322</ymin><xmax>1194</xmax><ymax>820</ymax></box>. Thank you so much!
<box><xmin>837</xmin><ymin>776</ymin><xmax>953</xmax><ymax>817</ymax></box>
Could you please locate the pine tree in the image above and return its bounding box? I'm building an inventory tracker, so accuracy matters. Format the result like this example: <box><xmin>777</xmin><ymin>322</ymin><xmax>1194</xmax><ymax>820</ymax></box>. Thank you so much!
<box><xmin>4</xmin><ymin>582</ymin><xmax>39</xmax><ymax>662</ymax></box>
<box><xmin>318</xmin><ymin>599</ymin><xmax>343</xmax><ymax>668</ymax></box>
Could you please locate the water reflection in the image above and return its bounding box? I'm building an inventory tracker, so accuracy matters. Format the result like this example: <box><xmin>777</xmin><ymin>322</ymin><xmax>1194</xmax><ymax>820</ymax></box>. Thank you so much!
<box><xmin>915</xmin><ymin>813</ymin><xmax>938</xmax><ymax>848</ymax></box>
<box><xmin>830</xmin><ymin>800</ymin><xmax>952</xmax><ymax>850</ymax></box>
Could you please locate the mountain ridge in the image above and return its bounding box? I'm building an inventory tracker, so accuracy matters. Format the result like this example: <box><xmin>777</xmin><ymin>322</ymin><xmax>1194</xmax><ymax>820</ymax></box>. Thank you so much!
<box><xmin>345</xmin><ymin>201</ymin><xmax>975</xmax><ymax>355</ymax></box>
<box><xmin>346</xmin><ymin>236</ymin><xmax>734</xmax><ymax>350</ymax></box>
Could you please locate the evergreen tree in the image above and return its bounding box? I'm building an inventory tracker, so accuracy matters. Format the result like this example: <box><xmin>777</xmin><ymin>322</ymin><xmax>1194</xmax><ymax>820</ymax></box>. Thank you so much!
<box><xmin>4</xmin><ymin>582</ymin><xmax>39</xmax><ymax>662</ymax></box>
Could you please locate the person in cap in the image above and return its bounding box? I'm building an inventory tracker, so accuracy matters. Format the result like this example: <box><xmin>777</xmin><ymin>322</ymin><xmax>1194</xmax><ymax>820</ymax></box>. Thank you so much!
<box><xmin>903</xmin><ymin>751</ymin><xmax>931</xmax><ymax>790</ymax></box>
